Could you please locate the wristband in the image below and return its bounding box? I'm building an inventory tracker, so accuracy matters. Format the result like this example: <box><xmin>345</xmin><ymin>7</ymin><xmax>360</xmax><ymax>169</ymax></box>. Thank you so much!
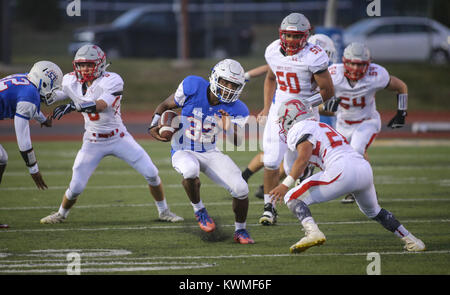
<box><xmin>397</xmin><ymin>94</ymin><xmax>408</xmax><ymax>111</ymax></box>
<box><xmin>244</xmin><ymin>72</ymin><xmax>251</xmax><ymax>82</ymax></box>
<box><xmin>28</xmin><ymin>163</ymin><xmax>39</xmax><ymax>174</ymax></box>
<box><xmin>150</xmin><ymin>113</ymin><xmax>161</xmax><ymax>128</ymax></box>
<box><xmin>76</xmin><ymin>101</ymin><xmax>97</xmax><ymax>113</ymax></box>
<box><xmin>305</xmin><ymin>93</ymin><xmax>323</xmax><ymax>107</ymax></box>
<box><xmin>282</xmin><ymin>175</ymin><xmax>295</xmax><ymax>187</ymax></box>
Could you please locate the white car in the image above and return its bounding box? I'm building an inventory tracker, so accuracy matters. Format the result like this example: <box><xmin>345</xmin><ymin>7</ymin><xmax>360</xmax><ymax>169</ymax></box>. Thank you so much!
<box><xmin>343</xmin><ymin>17</ymin><xmax>450</xmax><ymax>64</ymax></box>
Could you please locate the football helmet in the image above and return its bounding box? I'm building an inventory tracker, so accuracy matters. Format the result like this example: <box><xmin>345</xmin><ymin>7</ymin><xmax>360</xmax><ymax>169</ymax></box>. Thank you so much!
<box><xmin>342</xmin><ymin>42</ymin><xmax>371</xmax><ymax>81</ymax></box>
<box><xmin>277</xmin><ymin>99</ymin><xmax>314</xmax><ymax>138</ymax></box>
<box><xmin>279</xmin><ymin>13</ymin><xmax>311</xmax><ymax>55</ymax></box>
<box><xmin>73</xmin><ymin>44</ymin><xmax>108</xmax><ymax>83</ymax></box>
<box><xmin>308</xmin><ymin>34</ymin><xmax>337</xmax><ymax>64</ymax></box>
<box><xmin>27</xmin><ymin>61</ymin><xmax>63</xmax><ymax>105</ymax></box>
<box><xmin>209</xmin><ymin>59</ymin><xmax>246</xmax><ymax>103</ymax></box>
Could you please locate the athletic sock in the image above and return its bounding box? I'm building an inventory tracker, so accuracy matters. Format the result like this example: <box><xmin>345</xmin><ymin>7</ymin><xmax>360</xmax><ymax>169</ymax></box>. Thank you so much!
<box><xmin>264</xmin><ymin>194</ymin><xmax>275</xmax><ymax>207</ymax></box>
<box><xmin>394</xmin><ymin>225</ymin><xmax>410</xmax><ymax>238</ymax></box>
<box><xmin>58</xmin><ymin>205</ymin><xmax>70</xmax><ymax>218</ymax></box>
<box><xmin>235</xmin><ymin>222</ymin><xmax>246</xmax><ymax>231</ymax></box>
<box><xmin>191</xmin><ymin>200</ymin><xmax>205</xmax><ymax>213</ymax></box>
<box><xmin>155</xmin><ymin>199</ymin><xmax>168</xmax><ymax>214</ymax></box>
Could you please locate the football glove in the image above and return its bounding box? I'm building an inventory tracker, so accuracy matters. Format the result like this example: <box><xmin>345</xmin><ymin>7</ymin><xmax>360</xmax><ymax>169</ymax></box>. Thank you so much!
<box><xmin>52</xmin><ymin>102</ymin><xmax>76</xmax><ymax>120</ymax></box>
<box><xmin>387</xmin><ymin>110</ymin><xmax>407</xmax><ymax>129</ymax></box>
<box><xmin>322</xmin><ymin>97</ymin><xmax>341</xmax><ymax>113</ymax></box>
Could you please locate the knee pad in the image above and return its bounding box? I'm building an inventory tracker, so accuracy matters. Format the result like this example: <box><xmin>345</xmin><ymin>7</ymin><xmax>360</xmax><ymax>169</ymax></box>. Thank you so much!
<box><xmin>232</xmin><ymin>181</ymin><xmax>249</xmax><ymax>200</ymax></box>
<box><xmin>179</xmin><ymin>166</ymin><xmax>200</xmax><ymax>179</ymax></box>
<box><xmin>65</xmin><ymin>188</ymin><xmax>80</xmax><ymax>201</ymax></box>
<box><xmin>146</xmin><ymin>175</ymin><xmax>161</xmax><ymax>187</ymax></box>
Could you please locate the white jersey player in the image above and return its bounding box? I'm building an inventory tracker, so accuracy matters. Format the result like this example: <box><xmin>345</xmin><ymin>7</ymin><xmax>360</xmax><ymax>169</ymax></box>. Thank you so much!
<box><xmin>258</xmin><ymin>13</ymin><xmax>335</xmax><ymax>226</ymax></box>
<box><xmin>330</xmin><ymin>42</ymin><xmax>409</xmax><ymax>203</ymax></box>
<box><xmin>269</xmin><ymin>100</ymin><xmax>425</xmax><ymax>253</ymax></box>
<box><xmin>40</xmin><ymin>44</ymin><xmax>183</xmax><ymax>224</ymax></box>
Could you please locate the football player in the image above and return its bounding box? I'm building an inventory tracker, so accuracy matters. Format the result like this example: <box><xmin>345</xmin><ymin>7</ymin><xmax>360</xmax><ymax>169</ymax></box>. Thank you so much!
<box><xmin>40</xmin><ymin>44</ymin><xmax>183</xmax><ymax>224</ymax></box>
<box><xmin>269</xmin><ymin>100</ymin><xmax>425</xmax><ymax>253</ymax></box>
<box><xmin>0</xmin><ymin>61</ymin><xmax>62</xmax><ymax>189</ymax></box>
<box><xmin>241</xmin><ymin>34</ymin><xmax>339</xmax><ymax>201</ymax></box>
<box><xmin>257</xmin><ymin>14</ymin><xmax>335</xmax><ymax>226</ymax></box>
<box><xmin>330</xmin><ymin>42</ymin><xmax>409</xmax><ymax>203</ymax></box>
<box><xmin>149</xmin><ymin>59</ymin><xmax>254</xmax><ymax>244</ymax></box>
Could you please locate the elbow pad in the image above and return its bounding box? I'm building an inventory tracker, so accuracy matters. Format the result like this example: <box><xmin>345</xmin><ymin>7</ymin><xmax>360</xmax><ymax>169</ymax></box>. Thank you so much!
<box><xmin>305</xmin><ymin>93</ymin><xmax>323</xmax><ymax>107</ymax></box>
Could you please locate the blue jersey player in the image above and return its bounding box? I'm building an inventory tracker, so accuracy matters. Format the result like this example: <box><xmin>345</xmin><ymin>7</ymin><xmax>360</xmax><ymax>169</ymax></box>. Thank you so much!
<box><xmin>0</xmin><ymin>61</ymin><xmax>63</xmax><ymax>190</ymax></box>
<box><xmin>149</xmin><ymin>59</ymin><xmax>255</xmax><ymax>244</ymax></box>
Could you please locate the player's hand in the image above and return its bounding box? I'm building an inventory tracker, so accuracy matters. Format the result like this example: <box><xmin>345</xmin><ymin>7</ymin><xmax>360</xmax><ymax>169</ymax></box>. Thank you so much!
<box><xmin>40</xmin><ymin>115</ymin><xmax>53</xmax><ymax>128</ymax></box>
<box><xmin>52</xmin><ymin>102</ymin><xmax>76</xmax><ymax>120</ymax></box>
<box><xmin>148</xmin><ymin>125</ymin><xmax>170</xmax><ymax>142</ymax></box>
<box><xmin>269</xmin><ymin>184</ymin><xmax>289</xmax><ymax>204</ymax></box>
<box><xmin>387</xmin><ymin>110</ymin><xmax>407</xmax><ymax>129</ymax></box>
<box><xmin>30</xmin><ymin>171</ymin><xmax>48</xmax><ymax>190</ymax></box>
<box><xmin>322</xmin><ymin>97</ymin><xmax>341</xmax><ymax>113</ymax></box>
<box><xmin>257</xmin><ymin>108</ymin><xmax>269</xmax><ymax>125</ymax></box>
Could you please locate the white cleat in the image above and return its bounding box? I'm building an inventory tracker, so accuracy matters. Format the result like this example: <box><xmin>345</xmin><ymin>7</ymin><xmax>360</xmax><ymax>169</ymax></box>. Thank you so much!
<box><xmin>290</xmin><ymin>222</ymin><xmax>326</xmax><ymax>253</ymax></box>
<box><xmin>402</xmin><ymin>233</ymin><xmax>426</xmax><ymax>252</ymax></box>
<box><xmin>158</xmin><ymin>209</ymin><xmax>184</xmax><ymax>223</ymax></box>
<box><xmin>40</xmin><ymin>212</ymin><xmax>65</xmax><ymax>224</ymax></box>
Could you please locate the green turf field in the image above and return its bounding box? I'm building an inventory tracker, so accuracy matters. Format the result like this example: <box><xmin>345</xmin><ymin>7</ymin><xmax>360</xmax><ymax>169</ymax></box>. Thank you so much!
<box><xmin>0</xmin><ymin>139</ymin><xmax>449</xmax><ymax>275</ymax></box>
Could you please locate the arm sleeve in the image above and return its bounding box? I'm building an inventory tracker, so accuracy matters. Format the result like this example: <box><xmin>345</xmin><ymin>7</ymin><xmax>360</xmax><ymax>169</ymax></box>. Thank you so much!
<box><xmin>174</xmin><ymin>81</ymin><xmax>187</xmax><ymax>107</ymax></box>
<box><xmin>33</xmin><ymin>111</ymin><xmax>47</xmax><ymax>124</ymax></box>
<box><xmin>14</xmin><ymin>115</ymin><xmax>32</xmax><ymax>151</ymax></box>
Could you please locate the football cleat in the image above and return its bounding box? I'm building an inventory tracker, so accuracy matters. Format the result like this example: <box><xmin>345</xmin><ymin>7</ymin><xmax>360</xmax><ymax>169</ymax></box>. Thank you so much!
<box><xmin>40</xmin><ymin>212</ymin><xmax>66</xmax><ymax>224</ymax></box>
<box><xmin>195</xmin><ymin>208</ymin><xmax>216</xmax><ymax>233</ymax></box>
<box><xmin>402</xmin><ymin>233</ymin><xmax>426</xmax><ymax>252</ymax></box>
<box><xmin>0</xmin><ymin>224</ymin><xmax>9</xmax><ymax>229</ymax></box>
<box><xmin>290</xmin><ymin>222</ymin><xmax>326</xmax><ymax>253</ymax></box>
<box><xmin>341</xmin><ymin>193</ymin><xmax>356</xmax><ymax>204</ymax></box>
<box><xmin>259</xmin><ymin>203</ymin><xmax>278</xmax><ymax>225</ymax></box>
<box><xmin>254</xmin><ymin>185</ymin><xmax>264</xmax><ymax>199</ymax></box>
<box><xmin>158</xmin><ymin>209</ymin><xmax>184</xmax><ymax>223</ymax></box>
<box><xmin>234</xmin><ymin>229</ymin><xmax>255</xmax><ymax>244</ymax></box>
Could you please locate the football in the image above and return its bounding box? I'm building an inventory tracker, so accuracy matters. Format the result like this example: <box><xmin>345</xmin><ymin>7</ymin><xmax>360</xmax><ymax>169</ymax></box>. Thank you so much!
<box><xmin>158</xmin><ymin>110</ymin><xmax>180</xmax><ymax>141</ymax></box>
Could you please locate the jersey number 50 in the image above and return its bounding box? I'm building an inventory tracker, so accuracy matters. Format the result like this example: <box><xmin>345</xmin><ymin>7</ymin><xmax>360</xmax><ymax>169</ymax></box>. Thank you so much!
<box><xmin>276</xmin><ymin>72</ymin><xmax>300</xmax><ymax>94</ymax></box>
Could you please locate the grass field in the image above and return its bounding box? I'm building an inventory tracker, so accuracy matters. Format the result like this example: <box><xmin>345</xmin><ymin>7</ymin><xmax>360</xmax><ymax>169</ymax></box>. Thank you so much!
<box><xmin>0</xmin><ymin>139</ymin><xmax>449</xmax><ymax>275</ymax></box>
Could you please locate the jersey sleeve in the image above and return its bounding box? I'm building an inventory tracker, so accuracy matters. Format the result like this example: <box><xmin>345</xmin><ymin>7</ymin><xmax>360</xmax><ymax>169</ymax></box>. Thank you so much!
<box><xmin>286</xmin><ymin>122</ymin><xmax>317</xmax><ymax>152</ymax></box>
<box><xmin>174</xmin><ymin>76</ymin><xmax>200</xmax><ymax>107</ymax></box>
<box><xmin>173</xmin><ymin>80</ymin><xmax>186</xmax><ymax>107</ymax></box>
<box><xmin>370</xmin><ymin>64</ymin><xmax>391</xmax><ymax>91</ymax></box>
<box><xmin>15</xmin><ymin>101</ymin><xmax>37</xmax><ymax>121</ymax></box>
<box><xmin>97</xmin><ymin>73</ymin><xmax>124</xmax><ymax>107</ymax></box>
<box><xmin>307</xmin><ymin>46</ymin><xmax>330</xmax><ymax>74</ymax></box>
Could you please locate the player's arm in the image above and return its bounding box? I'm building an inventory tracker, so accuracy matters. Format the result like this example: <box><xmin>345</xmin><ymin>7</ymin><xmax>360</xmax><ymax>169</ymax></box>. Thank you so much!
<box><xmin>14</xmin><ymin>103</ymin><xmax>48</xmax><ymax>190</ymax></box>
<box><xmin>258</xmin><ymin>68</ymin><xmax>276</xmax><ymax>123</ymax></box>
<box><xmin>270</xmin><ymin>137</ymin><xmax>313</xmax><ymax>203</ymax></box>
<box><xmin>148</xmin><ymin>94</ymin><xmax>179</xmax><ymax>141</ymax></box>
<box><xmin>312</xmin><ymin>70</ymin><xmax>335</xmax><ymax>105</ymax></box>
<box><xmin>244</xmin><ymin>64</ymin><xmax>269</xmax><ymax>82</ymax></box>
<box><xmin>385</xmin><ymin>75</ymin><xmax>408</xmax><ymax>128</ymax></box>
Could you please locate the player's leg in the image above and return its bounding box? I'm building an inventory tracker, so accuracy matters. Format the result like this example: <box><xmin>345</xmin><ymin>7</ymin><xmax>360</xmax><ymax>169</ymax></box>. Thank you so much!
<box><xmin>200</xmin><ymin>151</ymin><xmax>254</xmax><ymax>243</ymax></box>
<box><xmin>115</xmin><ymin>133</ymin><xmax>183</xmax><ymax>222</ymax></box>
<box><xmin>172</xmin><ymin>150</ymin><xmax>215</xmax><ymax>232</ymax></box>
<box><xmin>242</xmin><ymin>151</ymin><xmax>264</xmax><ymax>182</ymax></box>
<box><xmin>354</xmin><ymin>161</ymin><xmax>425</xmax><ymax>251</ymax></box>
<box><xmin>0</xmin><ymin>144</ymin><xmax>8</xmax><ymax>184</ymax></box>
<box><xmin>260</xmin><ymin>107</ymin><xmax>287</xmax><ymax>225</ymax></box>
<box><xmin>40</xmin><ymin>141</ymin><xmax>104</xmax><ymax>224</ymax></box>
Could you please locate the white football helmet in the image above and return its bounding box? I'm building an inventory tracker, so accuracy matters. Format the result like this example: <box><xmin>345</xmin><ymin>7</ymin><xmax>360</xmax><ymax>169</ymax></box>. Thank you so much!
<box><xmin>73</xmin><ymin>44</ymin><xmax>109</xmax><ymax>83</ymax></box>
<box><xmin>27</xmin><ymin>61</ymin><xmax>63</xmax><ymax>105</ymax></box>
<box><xmin>209</xmin><ymin>59</ymin><xmax>246</xmax><ymax>103</ymax></box>
<box><xmin>279</xmin><ymin>13</ymin><xmax>311</xmax><ymax>55</ymax></box>
<box><xmin>342</xmin><ymin>42</ymin><xmax>371</xmax><ymax>81</ymax></box>
<box><xmin>308</xmin><ymin>34</ymin><xmax>337</xmax><ymax>64</ymax></box>
<box><xmin>277</xmin><ymin>99</ymin><xmax>314</xmax><ymax>139</ymax></box>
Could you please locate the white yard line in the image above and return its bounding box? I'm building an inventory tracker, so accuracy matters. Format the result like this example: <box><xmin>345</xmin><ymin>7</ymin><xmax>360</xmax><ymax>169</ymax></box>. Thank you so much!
<box><xmin>0</xmin><ymin>219</ymin><xmax>448</xmax><ymax>233</ymax></box>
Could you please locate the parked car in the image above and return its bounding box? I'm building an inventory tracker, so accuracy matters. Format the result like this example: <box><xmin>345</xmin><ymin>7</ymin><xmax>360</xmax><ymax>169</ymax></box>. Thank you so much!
<box><xmin>68</xmin><ymin>6</ymin><xmax>253</xmax><ymax>59</ymax></box>
<box><xmin>343</xmin><ymin>17</ymin><xmax>450</xmax><ymax>64</ymax></box>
